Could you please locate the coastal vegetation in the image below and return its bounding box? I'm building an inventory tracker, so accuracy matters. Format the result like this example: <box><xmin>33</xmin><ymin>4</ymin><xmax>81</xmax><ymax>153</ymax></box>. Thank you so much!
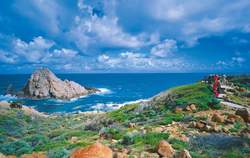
<box><xmin>0</xmin><ymin>75</ymin><xmax>249</xmax><ymax>157</ymax></box>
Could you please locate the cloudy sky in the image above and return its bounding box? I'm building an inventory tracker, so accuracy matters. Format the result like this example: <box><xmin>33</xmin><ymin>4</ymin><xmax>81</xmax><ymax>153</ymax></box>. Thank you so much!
<box><xmin>0</xmin><ymin>0</ymin><xmax>250</xmax><ymax>73</ymax></box>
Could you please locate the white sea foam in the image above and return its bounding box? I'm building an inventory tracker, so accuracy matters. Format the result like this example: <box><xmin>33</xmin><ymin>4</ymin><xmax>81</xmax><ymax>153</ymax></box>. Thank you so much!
<box><xmin>0</xmin><ymin>94</ymin><xmax>17</xmax><ymax>101</ymax></box>
<box><xmin>96</xmin><ymin>88</ymin><xmax>112</xmax><ymax>95</ymax></box>
<box><xmin>49</xmin><ymin>95</ymin><xmax>89</xmax><ymax>103</ymax></box>
<box><xmin>91</xmin><ymin>98</ymin><xmax>149</xmax><ymax>111</ymax></box>
<box><xmin>49</xmin><ymin>88</ymin><xmax>112</xmax><ymax>103</ymax></box>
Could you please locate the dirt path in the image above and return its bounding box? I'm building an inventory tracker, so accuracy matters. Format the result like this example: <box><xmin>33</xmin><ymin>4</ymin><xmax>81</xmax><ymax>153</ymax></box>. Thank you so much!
<box><xmin>221</xmin><ymin>101</ymin><xmax>249</xmax><ymax>110</ymax></box>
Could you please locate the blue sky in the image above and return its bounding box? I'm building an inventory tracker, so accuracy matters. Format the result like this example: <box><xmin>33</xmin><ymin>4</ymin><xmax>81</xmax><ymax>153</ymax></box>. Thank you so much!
<box><xmin>0</xmin><ymin>0</ymin><xmax>250</xmax><ymax>73</ymax></box>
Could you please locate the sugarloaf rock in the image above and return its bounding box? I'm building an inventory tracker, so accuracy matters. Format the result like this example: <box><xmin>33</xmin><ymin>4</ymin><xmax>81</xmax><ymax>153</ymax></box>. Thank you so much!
<box><xmin>18</xmin><ymin>68</ymin><xmax>99</xmax><ymax>100</ymax></box>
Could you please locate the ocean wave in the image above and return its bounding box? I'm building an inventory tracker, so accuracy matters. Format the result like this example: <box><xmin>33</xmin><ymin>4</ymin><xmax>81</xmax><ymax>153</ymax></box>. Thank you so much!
<box><xmin>90</xmin><ymin>98</ymin><xmax>149</xmax><ymax>112</ymax></box>
<box><xmin>49</xmin><ymin>88</ymin><xmax>112</xmax><ymax>103</ymax></box>
<box><xmin>96</xmin><ymin>88</ymin><xmax>112</xmax><ymax>95</ymax></box>
<box><xmin>0</xmin><ymin>94</ymin><xmax>17</xmax><ymax>101</ymax></box>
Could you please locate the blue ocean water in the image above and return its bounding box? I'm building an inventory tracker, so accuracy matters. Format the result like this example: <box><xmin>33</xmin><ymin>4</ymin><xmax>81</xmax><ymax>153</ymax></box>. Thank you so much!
<box><xmin>0</xmin><ymin>73</ymin><xmax>207</xmax><ymax>113</ymax></box>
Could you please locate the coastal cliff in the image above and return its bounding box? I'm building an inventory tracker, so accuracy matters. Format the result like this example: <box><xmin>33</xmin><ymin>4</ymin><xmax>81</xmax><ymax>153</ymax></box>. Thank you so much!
<box><xmin>18</xmin><ymin>68</ymin><xmax>99</xmax><ymax>100</ymax></box>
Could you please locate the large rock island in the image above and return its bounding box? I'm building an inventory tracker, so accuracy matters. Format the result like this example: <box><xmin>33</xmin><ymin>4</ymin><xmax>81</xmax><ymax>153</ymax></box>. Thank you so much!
<box><xmin>18</xmin><ymin>68</ymin><xmax>99</xmax><ymax>100</ymax></box>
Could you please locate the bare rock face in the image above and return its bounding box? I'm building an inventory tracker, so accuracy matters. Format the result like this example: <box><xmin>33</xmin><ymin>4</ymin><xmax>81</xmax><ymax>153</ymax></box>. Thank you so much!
<box><xmin>70</xmin><ymin>142</ymin><xmax>113</xmax><ymax>158</ymax></box>
<box><xmin>19</xmin><ymin>68</ymin><xmax>99</xmax><ymax>100</ymax></box>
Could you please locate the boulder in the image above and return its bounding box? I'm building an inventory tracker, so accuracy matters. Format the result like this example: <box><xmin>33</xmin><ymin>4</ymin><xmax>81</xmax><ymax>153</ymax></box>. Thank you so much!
<box><xmin>185</xmin><ymin>104</ymin><xmax>196</xmax><ymax>112</ymax></box>
<box><xmin>176</xmin><ymin>149</ymin><xmax>192</xmax><ymax>158</ymax></box>
<box><xmin>21</xmin><ymin>152</ymin><xmax>47</xmax><ymax>158</ymax></box>
<box><xmin>196</xmin><ymin>121</ymin><xmax>206</xmax><ymax>129</ymax></box>
<box><xmin>157</xmin><ymin>140</ymin><xmax>175</xmax><ymax>158</ymax></box>
<box><xmin>19</xmin><ymin>68</ymin><xmax>99</xmax><ymax>100</ymax></box>
<box><xmin>70</xmin><ymin>142</ymin><xmax>113</xmax><ymax>158</ymax></box>
<box><xmin>226</xmin><ymin>114</ymin><xmax>243</xmax><ymax>124</ymax></box>
<box><xmin>235</xmin><ymin>108</ymin><xmax>250</xmax><ymax>123</ymax></box>
<box><xmin>211</xmin><ymin>113</ymin><xmax>224</xmax><ymax>123</ymax></box>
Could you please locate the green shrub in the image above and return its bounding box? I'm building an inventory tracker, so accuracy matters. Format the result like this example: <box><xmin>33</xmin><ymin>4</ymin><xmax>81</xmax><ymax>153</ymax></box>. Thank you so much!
<box><xmin>169</xmin><ymin>139</ymin><xmax>188</xmax><ymax>150</ymax></box>
<box><xmin>47</xmin><ymin>147</ymin><xmax>69</xmax><ymax>158</ymax></box>
<box><xmin>161</xmin><ymin>112</ymin><xmax>184</xmax><ymax>125</ymax></box>
<box><xmin>221</xmin><ymin>150</ymin><xmax>246</xmax><ymax>158</ymax></box>
<box><xmin>100</xmin><ymin>127</ymin><xmax>125</xmax><ymax>140</ymax></box>
<box><xmin>0</xmin><ymin>140</ymin><xmax>32</xmax><ymax>156</ymax></box>
<box><xmin>208</xmin><ymin>98</ymin><xmax>221</xmax><ymax>110</ymax></box>
<box><xmin>24</xmin><ymin>134</ymin><xmax>49</xmax><ymax>150</ymax></box>
<box><xmin>229</xmin><ymin>121</ymin><xmax>244</xmax><ymax>133</ymax></box>
<box><xmin>122</xmin><ymin>132</ymin><xmax>138</xmax><ymax>145</ymax></box>
<box><xmin>122</xmin><ymin>132</ymin><xmax>169</xmax><ymax>147</ymax></box>
<box><xmin>108</xmin><ymin>104</ymin><xmax>139</xmax><ymax>122</ymax></box>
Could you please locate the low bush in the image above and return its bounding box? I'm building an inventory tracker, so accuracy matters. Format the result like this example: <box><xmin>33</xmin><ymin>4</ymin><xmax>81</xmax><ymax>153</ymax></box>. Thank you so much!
<box><xmin>47</xmin><ymin>147</ymin><xmax>69</xmax><ymax>158</ymax></box>
<box><xmin>24</xmin><ymin>134</ymin><xmax>49</xmax><ymax>150</ymax></box>
<box><xmin>161</xmin><ymin>112</ymin><xmax>185</xmax><ymax>125</ymax></box>
<box><xmin>169</xmin><ymin>138</ymin><xmax>188</xmax><ymax>150</ymax></box>
<box><xmin>100</xmin><ymin>127</ymin><xmax>125</xmax><ymax>140</ymax></box>
<box><xmin>229</xmin><ymin>121</ymin><xmax>244</xmax><ymax>133</ymax></box>
<box><xmin>122</xmin><ymin>132</ymin><xmax>169</xmax><ymax>147</ymax></box>
<box><xmin>0</xmin><ymin>140</ymin><xmax>32</xmax><ymax>156</ymax></box>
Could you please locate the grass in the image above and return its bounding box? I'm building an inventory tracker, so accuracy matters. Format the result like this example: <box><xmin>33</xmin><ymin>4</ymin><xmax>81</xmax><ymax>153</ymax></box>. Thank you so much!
<box><xmin>228</xmin><ymin>94</ymin><xmax>250</xmax><ymax>106</ymax></box>
<box><xmin>171</xmin><ymin>82</ymin><xmax>217</xmax><ymax>110</ymax></box>
<box><xmin>107</xmin><ymin>103</ymin><xmax>139</xmax><ymax>122</ymax></box>
<box><xmin>229</xmin><ymin>121</ymin><xmax>244</xmax><ymax>133</ymax></box>
<box><xmin>122</xmin><ymin>132</ymin><xmax>169</xmax><ymax>149</ymax></box>
<box><xmin>161</xmin><ymin>112</ymin><xmax>185</xmax><ymax>125</ymax></box>
<box><xmin>169</xmin><ymin>138</ymin><xmax>188</xmax><ymax>150</ymax></box>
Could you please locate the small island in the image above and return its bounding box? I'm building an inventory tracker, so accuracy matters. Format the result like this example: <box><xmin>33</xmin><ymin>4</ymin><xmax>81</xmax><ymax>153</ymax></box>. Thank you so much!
<box><xmin>16</xmin><ymin>68</ymin><xmax>100</xmax><ymax>100</ymax></box>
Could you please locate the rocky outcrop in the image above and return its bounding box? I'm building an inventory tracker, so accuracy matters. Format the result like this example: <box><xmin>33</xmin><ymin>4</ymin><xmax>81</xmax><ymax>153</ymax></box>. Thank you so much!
<box><xmin>18</xmin><ymin>68</ymin><xmax>99</xmax><ymax>100</ymax></box>
<box><xmin>157</xmin><ymin>140</ymin><xmax>175</xmax><ymax>158</ymax></box>
<box><xmin>211</xmin><ymin>113</ymin><xmax>224</xmax><ymax>123</ymax></box>
<box><xmin>70</xmin><ymin>142</ymin><xmax>113</xmax><ymax>158</ymax></box>
<box><xmin>185</xmin><ymin>104</ymin><xmax>197</xmax><ymax>112</ymax></box>
<box><xmin>235</xmin><ymin>108</ymin><xmax>250</xmax><ymax>123</ymax></box>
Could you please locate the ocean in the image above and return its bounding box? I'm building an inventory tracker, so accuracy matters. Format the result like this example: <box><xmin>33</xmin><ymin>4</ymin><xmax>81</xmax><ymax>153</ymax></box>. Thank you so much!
<box><xmin>0</xmin><ymin>73</ymin><xmax>208</xmax><ymax>113</ymax></box>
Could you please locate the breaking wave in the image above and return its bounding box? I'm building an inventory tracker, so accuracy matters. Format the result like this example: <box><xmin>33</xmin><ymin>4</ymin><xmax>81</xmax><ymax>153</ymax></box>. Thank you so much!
<box><xmin>90</xmin><ymin>98</ymin><xmax>149</xmax><ymax>112</ymax></box>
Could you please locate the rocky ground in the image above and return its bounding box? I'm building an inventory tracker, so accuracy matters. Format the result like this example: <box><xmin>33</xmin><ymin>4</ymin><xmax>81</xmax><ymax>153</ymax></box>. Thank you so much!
<box><xmin>0</xmin><ymin>75</ymin><xmax>249</xmax><ymax>158</ymax></box>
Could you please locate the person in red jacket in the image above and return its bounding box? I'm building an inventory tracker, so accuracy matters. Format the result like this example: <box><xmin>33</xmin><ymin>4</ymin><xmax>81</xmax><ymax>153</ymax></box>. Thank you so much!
<box><xmin>213</xmin><ymin>75</ymin><xmax>219</xmax><ymax>97</ymax></box>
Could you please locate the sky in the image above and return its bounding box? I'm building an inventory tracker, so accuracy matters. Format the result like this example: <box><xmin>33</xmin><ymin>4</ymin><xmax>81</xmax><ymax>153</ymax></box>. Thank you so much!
<box><xmin>0</xmin><ymin>0</ymin><xmax>250</xmax><ymax>74</ymax></box>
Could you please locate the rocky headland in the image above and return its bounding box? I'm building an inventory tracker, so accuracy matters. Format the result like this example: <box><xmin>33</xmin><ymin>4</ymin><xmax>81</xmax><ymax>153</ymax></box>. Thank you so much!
<box><xmin>0</xmin><ymin>75</ymin><xmax>249</xmax><ymax>158</ymax></box>
<box><xmin>17</xmin><ymin>68</ymin><xmax>100</xmax><ymax>100</ymax></box>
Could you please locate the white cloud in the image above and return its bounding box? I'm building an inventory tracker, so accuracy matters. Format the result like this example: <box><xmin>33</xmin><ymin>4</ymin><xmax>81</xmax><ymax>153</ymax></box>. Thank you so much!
<box><xmin>14</xmin><ymin>0</ymin><xmax>63</xmax><ymax>34</ymax></box>
<box><xmin>68</xmin><ymin>0</ymin><xmax>158</xmax><ymax>53</ymax></box>
<box><xmin>52</xmin><ymin>49</ymin><xmax>78</xmax><ymax>58</ymax></box>
<box><xmin>0</xmin><ymin>50</ymin><xmax>17</xmax><ymax>64</ymax></box>
<box><xmin>70</xmin><ymin>16</ymin><xmax>143</xmax><ymax>50</ymax></box>
<box><xmin>97</xmin><ymin>51</ymin><xmax>187</xmax><ymax>72</ymax></box>
<box><xmin>130</xmin><ymin>0</ymin><xmax>250</xmax><ymax>45</ymax></box>
<box><xmin>216</xmin><ymin>56</ymin><xmax>246</xmax><ymax>69</ymax></box>
<box><xmin>150</xmin><ymin>39</ymin><xmax>177</xmax><ymax>57</ymax></box>
<box><xmin>12</xmin><ymin>36</ymin><xmax>54</xmax><ymax>63</ymax></box>
<box><xmin>232</xmin><ymin>57</ymin><xmax>245</xmax><ymax>64</ymax></box>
